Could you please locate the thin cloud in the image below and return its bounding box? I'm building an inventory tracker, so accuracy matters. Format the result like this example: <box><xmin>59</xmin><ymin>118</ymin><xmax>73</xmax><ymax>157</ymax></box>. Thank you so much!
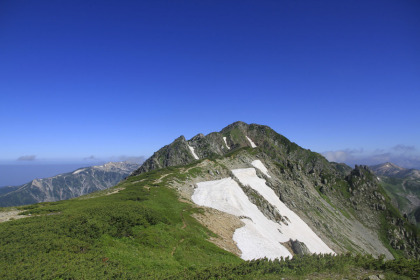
<box><xmin>17</xmin><ymin>155</ymin><xmax>36</xmax><ymax>161</ymax></box>
<box><xmin>322</xmin><ymin>148</ymin><xmax>362</xmax><ymax>163</ymax></box>
<box><xmin>116</xmin><ymin>155</ymin><xmax>146</xmax><ymax>164</ymax></box>
<box><xmin>322</xmin><ymin>145</ymin><xmax>420</xmax><ymax>169</ymax></box>
<box><xmin>392</xmin><ymin>145</ymin><xmax>416</xmax><ymax>153</ymax></box>
<box><xmin>83</xmin><ymin>155</ymin><xmax>96</xmax><ymax>160</ymax></box>
<box><xmin>323</xmin><ymin>150</ymin><xmax>353</xmax><ymax>163</ymax></box>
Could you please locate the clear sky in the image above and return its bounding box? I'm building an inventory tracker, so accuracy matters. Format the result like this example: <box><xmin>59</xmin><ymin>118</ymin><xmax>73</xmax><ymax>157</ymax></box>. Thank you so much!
<box><xmin>1</xmin><ymin>0</ymin><xmax>419</xmax><ymax>172</ymax></box>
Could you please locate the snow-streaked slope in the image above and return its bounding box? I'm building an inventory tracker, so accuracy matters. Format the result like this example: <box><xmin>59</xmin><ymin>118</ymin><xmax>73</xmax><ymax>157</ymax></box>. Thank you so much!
<box><xmin>232</xmin><ymin>167</ymin><xmax>334</xmax><ymax>256</ymax></box>
<box><xmin>73</xmin><ymin>168</ymin><xmax>86</xmax><ymax>175</ymax></box>
<box><xmin>246</xmin><ymin>136</ymin><xmax>257</xmax><ymax>148</ymax></box>
<box><xmin>192</xmin><ymin>178</ymin><xmax>292</xmax><ymax>260</ymax></box>
<box><xmin>188</xmin><ymin>144</ymin><xmax>199</xmax><ymax>160</ymax></box>
<box><xmin>192</xmin><ymin>160</ymin><xmax>334</xmax><ymax>260</ymax></box>
<box><xmin>251</xmin><ymin>160</ymin><xmax>271</xmax><ymax>178</ymax></box>
<box><xmin>223</xmin><ymin>137</ymin><xmax>230</xmax><ymax>149</ymax></box>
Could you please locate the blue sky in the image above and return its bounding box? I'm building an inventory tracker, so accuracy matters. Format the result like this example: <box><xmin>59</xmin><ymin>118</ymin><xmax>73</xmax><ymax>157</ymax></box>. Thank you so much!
<box><xmin>1</xmin><ymin>0</ymin><xmax>419</xmax><ymax>175</ymax></box>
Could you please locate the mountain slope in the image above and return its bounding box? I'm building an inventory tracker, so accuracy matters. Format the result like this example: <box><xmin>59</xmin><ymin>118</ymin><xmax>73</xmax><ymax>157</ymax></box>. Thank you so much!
<box><xmin>131</xmin><ymin>122</ymin><xmax>419</xmax><ymax>259</ymax></box>
<box><xmin>371</xmin><ymin>162</ymin><xmax>420</xmax><ymax>227</ymax></box>
<box><xmin>0</xmin><ymin>162</ymin><xmax>139</xmax><ymax>207</ymax></box>
<box><xmin>0</xmin><ymin>185</ymin><xmax>20</xmax><ymax>196</ymax></box>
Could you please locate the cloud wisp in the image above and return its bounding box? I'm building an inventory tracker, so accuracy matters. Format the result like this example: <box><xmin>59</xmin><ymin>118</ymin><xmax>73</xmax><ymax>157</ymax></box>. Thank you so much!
<box><xmin>82</xmin><ymin>155</ymin><xmax>146</xmax><ymax>164</ymax></box>
<box><xmin>322</xmin><ymin>145</ymin><xmax>420</xmax><ymax>169</ymax></box>
<box><xmin>17</xmin><ymin>155</ymin><xmax>37</xmax><ymax>161</ymax></box>
<box><xmin>115</xmin><ymin>155</ymin><xmax>146</xmax><ymax>164</ymax></box>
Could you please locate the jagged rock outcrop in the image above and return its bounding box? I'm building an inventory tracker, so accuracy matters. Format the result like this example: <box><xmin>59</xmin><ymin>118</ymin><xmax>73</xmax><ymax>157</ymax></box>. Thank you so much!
<box><xmin>132</xmin><ymin>121</ymin><xmax>335</xmax><ymax>177</ymax></box>
<box><xmin>0</xmin><ymin>162</ymin><xmax>140</xmax><ymax>207</ymax></box>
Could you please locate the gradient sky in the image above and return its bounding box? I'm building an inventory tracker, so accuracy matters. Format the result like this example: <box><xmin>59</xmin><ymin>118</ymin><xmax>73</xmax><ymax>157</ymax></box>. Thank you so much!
<box><xmin>1</xmin><ymin>1</ymin><xmax>419</xmax><ymax>170</ymax></box>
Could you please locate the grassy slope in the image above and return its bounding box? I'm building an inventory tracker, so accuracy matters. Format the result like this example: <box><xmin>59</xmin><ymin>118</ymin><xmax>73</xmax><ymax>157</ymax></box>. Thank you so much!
<box><xmin>380</xmin><ymin>177</ymin><xmax>411</xmax><ymax>211</ymax></box>
<box><xmin>0</xmin><ymin>168</ymin><xmax>241</xmax><ymax>279</ymax></box>
<box><xmin>1</xmin><ymin>165</ymin><xmax>419</xmax><ymax>279</ymax></box>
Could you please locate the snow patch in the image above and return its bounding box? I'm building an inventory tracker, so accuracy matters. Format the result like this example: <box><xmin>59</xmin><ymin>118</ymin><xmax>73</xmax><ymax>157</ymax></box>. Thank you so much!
<box><xmin>223</xmin><ymin>137</ymin><xmax>230</xmax><ymax>150</ymax></box>
<box><xmin>246</xmin><ymin>136</ymin><xmax>257</xmax><ymax>148</ymax></box>
<box><xmin>73</xmin><ymin>169</ymin><xmax>86</xmax><ymax>175</ymax></box>
<box><xmin>251</xmin><ymin>160</ymin><xmax>271</xmax><ymax>178</ymax></box>
<box><xmin>188</xmin><ymin>144</ymin><xmax>199</xmax><ymax>160</ymax></box>
<box><xmin>192</xmin><ymin>177</ymin><xmax>292</xmax><ymax>260</ymax></box>
<box><xmin>231</xmin><ymin>168</ymin><xmax>335</xmax><ymax>256</ymax></box>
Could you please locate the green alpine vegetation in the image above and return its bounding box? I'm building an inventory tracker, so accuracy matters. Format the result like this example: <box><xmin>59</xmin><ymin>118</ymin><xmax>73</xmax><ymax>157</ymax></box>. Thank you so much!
<box><xmin>370</xmin><ymin>162</ymin><xmax>420</xmax><ymax>228</ymax></box>
<box><xmin>0</xmin><ymin>168</ymin><xmax>242</xmax><ymax>279</ymax></box>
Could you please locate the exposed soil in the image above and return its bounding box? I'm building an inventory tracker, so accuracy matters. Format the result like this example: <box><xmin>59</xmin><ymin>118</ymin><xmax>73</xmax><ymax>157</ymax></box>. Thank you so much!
<box><xmin>0</xmin><ymin>210</ymin><xmax>28</xmax><ymax>223</ymax></box>
<box><xmin>192</xmin><ymin>208</ymin><xmax>244</xmax><ymax>257</ymax></box>
<box><xmin>105</xmin><ymin>187</ymin><xmax>125</xmax><ymax>196</ymax></box>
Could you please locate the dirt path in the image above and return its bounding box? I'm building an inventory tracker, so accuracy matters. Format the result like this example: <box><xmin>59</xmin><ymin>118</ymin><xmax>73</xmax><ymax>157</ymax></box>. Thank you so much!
<box><xmin>171</xmin><ymin>238</ymin><xmax>185</xmax><ymax>256</ymax></box>
<box><xmin>155</xmin><ymin>173</ymin><xmax>170</xmax><ymax>184</ymax></box>
<box><xmin>181</xmin><ymin>210</ymin><xmax>187</xmax><ymax>229</ymax></box>
<box><xmin>171</xmin><ymin>209</ymin><xmax>188</xmax><ymax>256</ymax></box>
<box><xmin>130</xmin><ymin>179</ymin><xmax>145</xmax><ymax>185</ymax></box>
<box><xmin>105</xmin><ymin>187</ymin><xmax>124</xmax><ymax>196</ymax></box>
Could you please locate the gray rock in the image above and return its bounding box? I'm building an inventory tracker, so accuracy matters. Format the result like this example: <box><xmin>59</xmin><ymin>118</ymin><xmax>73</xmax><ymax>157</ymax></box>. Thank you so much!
<box><xmin>290</xmin><ymin>239</ymin><xmax>310</xmax><ymax>255</ymax></box>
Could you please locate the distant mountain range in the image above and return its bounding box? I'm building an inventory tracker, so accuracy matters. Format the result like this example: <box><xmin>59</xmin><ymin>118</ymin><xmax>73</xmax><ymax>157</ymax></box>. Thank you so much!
<box><xmin>0</xmin><ymin>162</ymin><xmax>139</xmax><ymax>207</ymax></box>
<box><xmin>370</xmin><ymin>162</ymin><xmax>420</xmax><ymax>227</ymax></box>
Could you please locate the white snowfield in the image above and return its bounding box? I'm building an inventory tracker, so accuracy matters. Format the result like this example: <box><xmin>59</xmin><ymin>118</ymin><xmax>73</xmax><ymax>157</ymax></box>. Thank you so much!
<box><xmin>191</xmin><ymin>161</ymin><xmax>334</xmax><ymax>260</ymax></box>
<box><xmin>251</xmin><ymin>160</ymin><xmax>271</xmax><ymax>178</ymax></box>
<box><xmin>246</xmin><ymin>136</ymin><xmax>257</xmax><ymax>148</ymax></box>
<box><xmin>223</xmin><ymin>137</ymin><xmax>230</xmax><ymax>149</ymax></box>
<box><xmin>232</xmin><ymin>168</ymin><xmax>334</xmax><ymax>257</ymax></box>
<box><xmin>188</xmin><ymin>144</ymin><xmax>199</xmax><ymax>160</ymax></box>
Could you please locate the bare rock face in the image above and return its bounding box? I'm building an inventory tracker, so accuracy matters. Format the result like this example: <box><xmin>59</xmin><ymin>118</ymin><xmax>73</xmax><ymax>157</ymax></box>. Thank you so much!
<box><xmin>132</xmin><ymin>121</ymin><xmax>335</xmax><ymax>177</ymax></box>
<box><xmin>0</xmin><ymin>162</ymin><xmax>140</xmax><ymax>207</ymax></box>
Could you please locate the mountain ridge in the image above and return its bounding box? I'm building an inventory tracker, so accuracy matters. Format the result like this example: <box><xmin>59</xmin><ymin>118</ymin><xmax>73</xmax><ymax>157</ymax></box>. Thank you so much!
<box><xmin>0</xmin><ymin>161</ymin><xmax>140</xmax><ymax>207</ymax></box>
<box><xmin>132</xmin><ymin>121</ymin><xmax>419</xmax><ymax>259</ymax></box>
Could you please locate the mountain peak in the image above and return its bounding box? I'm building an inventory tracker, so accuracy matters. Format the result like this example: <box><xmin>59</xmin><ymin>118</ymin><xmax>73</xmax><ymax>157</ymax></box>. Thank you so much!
<box><xmin>132</xmin><ymin>121</ymin><xmax>332</xmax><ymax>177</ymax></box>
<box><xmin>370</xmin><ymin>162</ymin><xmax>406</xmax><ymax>176</ymax></box>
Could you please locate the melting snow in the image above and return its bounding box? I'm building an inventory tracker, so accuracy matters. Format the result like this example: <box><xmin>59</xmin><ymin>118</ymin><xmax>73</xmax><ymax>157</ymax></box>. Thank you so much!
<box><xmin>251</xmin><ymin>160</ymin><xmax>271</xmax><ymax>178</ymax></box>
<box><xmin>246</xmin><ymin>136</ymin><xmax>257</xmax><ymax>148</ymax></box>
<box><xmin>232</xmin><ymin>167</ymin><xmax>334</xmax><ymax>256</ymax></box>
<box><xmin>192</xmin><ymin>177</ymin><xmax>292</xmax><ymax>260</ymax></box>
<box><xmin>191</xmin><ymin>160</ymin><xmax>334</xmax><ymax>260</ymax></box>
<box><xmin>223</xmin><ymin>137</ymin><xmax>230</xmax><ymax>149</ymax></box>
<box><xmin>188</xmin><ymin>144</ymin><xmax>199</xmax><ymax>160</ymax></box>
